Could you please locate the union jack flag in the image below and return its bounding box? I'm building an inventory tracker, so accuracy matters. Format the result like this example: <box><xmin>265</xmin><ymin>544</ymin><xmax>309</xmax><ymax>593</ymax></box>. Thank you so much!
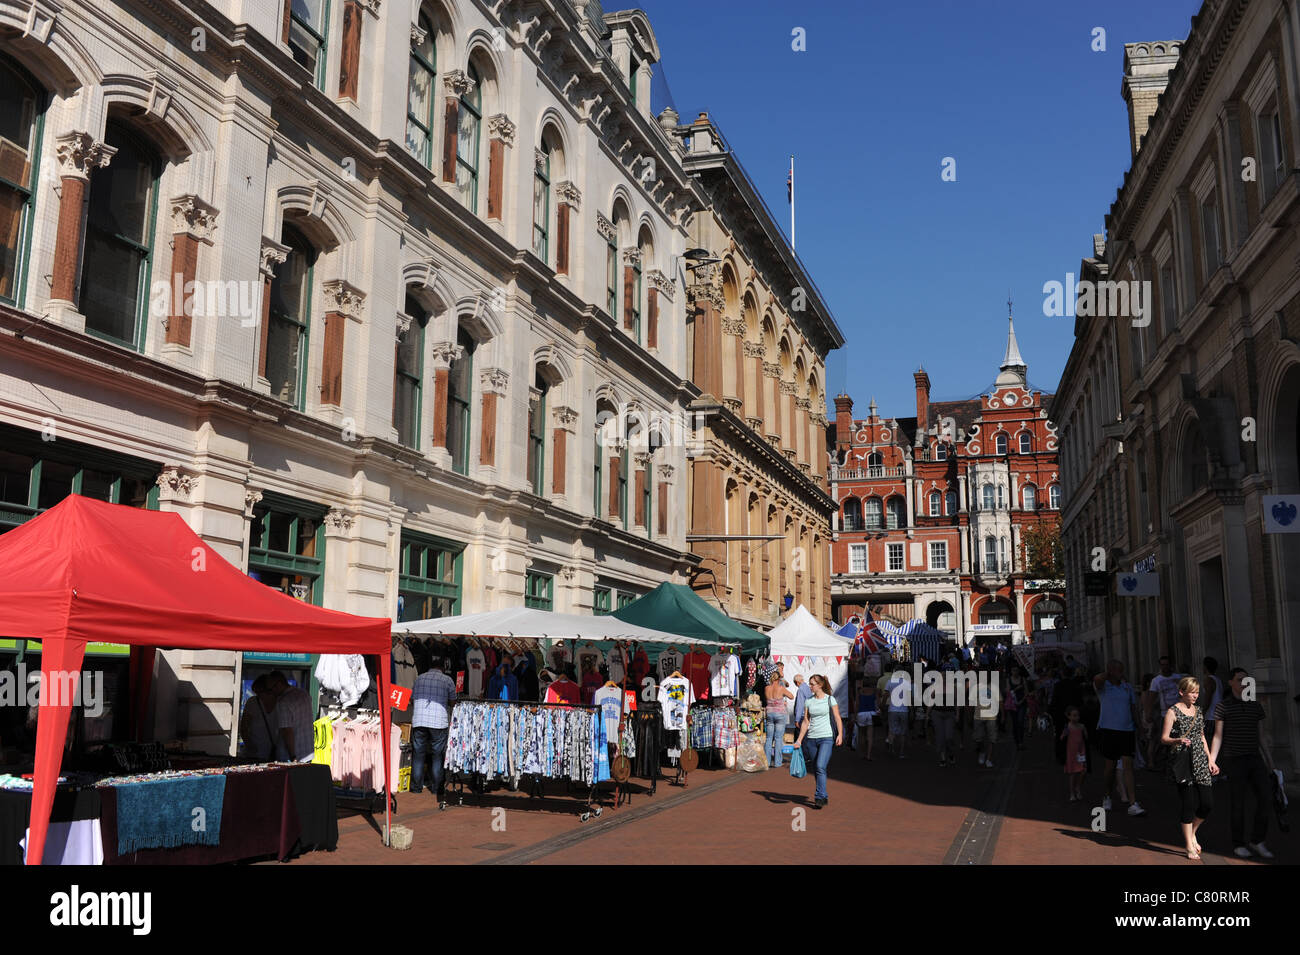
<box><xmin>854</xmin><ymin>608</ymin><xmax>888</xmax><ymax>656</ymax></box>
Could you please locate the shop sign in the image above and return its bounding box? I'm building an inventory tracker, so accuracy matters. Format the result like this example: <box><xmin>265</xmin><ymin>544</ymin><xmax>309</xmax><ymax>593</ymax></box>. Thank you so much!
<box><xmin>1116</xmin><ymin>572</ymin><xmax>1159</xmax><ymax>596</ymax></box>
<box><xmin>0</xmin><ymin>640</ymin><xmax>129</xmax><ymax>656</ymax></box>
<box><xmin>389</xmin><ymin>685</ymin><xmax>411</xmax><ymax>711</ymax></box>
<box><xmin>1263</xmin><ymin>495</ymin><xmax>1300</xmax><ymax>533</ymax></box>
<box><xmin>243</xmin><ymin>652</ymin><xmax>312</xmax><ymax>664</ymax></box>
<box><xmin>1132</xmin><ymin>555</ymin><xmax>1157</xmax><ymax>573</ymax></box>
<box><xmin>290</xmin><ymin>583</ymin><xmax>310</xmax><ymax>601</ymax></box>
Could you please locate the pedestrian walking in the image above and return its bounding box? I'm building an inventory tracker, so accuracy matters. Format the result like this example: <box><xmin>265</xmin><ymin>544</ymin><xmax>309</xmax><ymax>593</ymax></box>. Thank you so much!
<box><xmin>854</xmin><ymin>675</ymin><xmax>877</xmax><ymax>760</ymax></box>
<box><xmin>1006</xmin><ymin>665</ymin><xmax>1029</xmax><ymax>749</ymax></box>
<box><xmin>1209</xmin><ymin>667</ymin><xmax>1277</xmax><ymax>859</ymax></box>
<box><xmin>1160</xmin><ymin>677</ymin><xmax>1216</xmax><ymax>860</ymax></box>
<box><xmin>973</xmin><ymin>668</ymin><xmax>998</xmax><ymax>768</ymax></box>
<box><xmin>1093</xmin><ymin>659</ymin><xmax>1147</xmax><ymax>816</ymax></box>
<box><xmin>793</xmin><ymin>673</ymin><xmax>842</xmax><ymax>808</ymax></box>
<box><xmin>884</xmin><ymin>666</ymin><xmax>910</xmax><ymax>758</ymax></box>
<box><xmin>1061</xmin><ymin>706</ymin><xmax>1088</xmax><ymax>801</ymax></box>
<box><xmin>763</xmin><ymin>665</ymin><xmax>795</xmax><ymax>768</ymax></box>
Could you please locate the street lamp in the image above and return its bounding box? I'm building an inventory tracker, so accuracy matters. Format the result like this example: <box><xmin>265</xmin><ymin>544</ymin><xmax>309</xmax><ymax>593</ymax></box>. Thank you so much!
<box><xmin>783</xmin><ymin>590</ymin><xmax>794</xmax><ymax>611</ymax></box>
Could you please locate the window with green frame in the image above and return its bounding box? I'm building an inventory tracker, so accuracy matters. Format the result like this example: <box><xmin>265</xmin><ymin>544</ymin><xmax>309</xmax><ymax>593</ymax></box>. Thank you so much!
<box><xmin>605</xmin><ymin>237</ymin><xmax>618</xmax><ymax>321</ymax></box>
<box><xmin>593</xmin><ymin>587</ymin><xmax>611</xmax><ymax>615</ymax></box>
<box><xmin>642</xmin><ymin>460</ymin><xmax>653</xmax><ymax>538</ymax></box>
<box><xmin>532</xmin><ymin>140</ymin><xmax>550</xmax><ymax>262</ymax></box>
<box><xmin>527</xmin><ymin>371</ymin><xmax>547</xmax><ymax>495</ymax></box>
<box><xmin>394</xmin><ymin>291</ymin><xmax>427</xmax><ymax>448</ymax></box>
<box><xmin>248</xmin><ymin>496</ymin><xmax>325</xmax><ymax>605</ymax></box>
<box><xmin>398</xmin><ymin>532</ymin><xmax>463</xmax><ymax>622</ymax></box>
<box><xmin>525</xmin><ymin>572</ymin><xmax>553</xmax><ymax>610</ymax></box>
<box><xmin>616</xmin><ymin>592</ymin><xmax>635</xmax><ymax>611</ymax></box>
<box><xmin>592</xmin><ymin>419</ymin><xmax>604</xmax><ymax>517</ymax></box>
<box><xmin>288</xmin><ymin>0</ymin><xmax>330</xmax><ymax>89</ymax></box>
<box><xmin>447</xmin><ymin>328</ymin><xmax>475</xmax><ymax>475</ymax></box>
<box><xmin>0</xmin><ymin>55</ymin><xmax>44</xmax><ymax>308</ymax></box>
<box><xmin>266</xmin><ymin>222</ymin><xmax>316</xmax><ymax>409</ymax></box>
<box><xmin>80</xmin><ymin>120</ymin><xmax>159</xmax><ymax>351</ymax></box>
<box><xmin>618</xmin><ymin>430</ymin><xmax>629</xmax><ymax>528</ymax></box>
<box><xmin>630</xmin><ymin>256</ymin><xmax>642</xmax><ymax>342</ymax></box>
<box><xmin>406</xmin><ymin>13</ymin><xmax>437</xmax><ymax>166</ymax></box>
<box><xmin>0</xmin><ymin>425</ymin><xmax>159</xmax><ymax>533</ymax></box>
<box><xmin>456</xmin><ymin>62</ymin><xmax>481</xmax><ymax>210</ymax></box>
<box><xmin>629</xmin><ymin>53</ymin><xmax>639</xmax><ymax>103</ymax></box>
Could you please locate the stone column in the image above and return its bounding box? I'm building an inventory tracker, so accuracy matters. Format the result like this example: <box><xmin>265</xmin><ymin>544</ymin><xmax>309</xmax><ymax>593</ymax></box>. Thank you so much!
<box><xmin>486</xmin><ymin>114</ymin><xmax>515</xmax><ymax>221</ymax></box>
<box><xmin>257</xmin><ymin>238</ymin><xmax>289</xmax><ymax>381</ymax></box>
<box><xmin>441</xmin><ymin>70</ymin><xmax>473</xmax><ymax>183</ymax></box>
<box><xmin>648</xmin><ymin>269</ymin><xmax>673</xmax><ymax>352</ymax></box>
<box><xmin>555</xmin><ymin>181</ymin><xmax>580</xmax><ymax>276</ymax></box>
<box><xmin>688</xmin><ymin>264</ymin><xmax>724</xmax><ymax>398</ymax></box>
<box><xmin>552</xmin><ymin>405</ymin><xmax>578</xmax><ymax>498</ymax></box>
<box><xmin>165</xmin><ymin>195</ymin><xmax>219</xmax><ymax>349</ymax></box>
<box><xmin>745</xmin><ymin>341</ymin><xmax>765</xmax><ymax>425</ymax></box>
<box><xmin>633</xmin><ymin>452</ymin><xmax>651</xmax><ymax>527</ymax></box>
<box><xmin>429</xmin><ymin>340</ymin><xmax>463</xmax><ymax>466</ymax></box>
<box><xmin>763</xmin><ymin>361</ymin><xmax>781</xmax><ymax>442</ymax></box>
<box><xmin>657</xmin><ymin>463</ymin><xmax>673</xmax><ymax>538</ymax></box>
<box><xmin>320</xmin><ymin>280</ymin><xmax>365</xmax><ymax>408</ymax></box>
<box><xmin>479</xmin><ymin>367</ymin><xmax>508</xmax><ymax>470</ymax></box>
<box><xmin>607</xmin><ymin>439</ymin><xmax>625</xmax><ymax>521</ymax></box>
<box><xmin>622</xmin><ymin>247</ymin><xmax>641</xmax><ymax>332</ymax></box>
<box><xmin>338</xmin><ymin>0</ymin><xmax>363</xmax><ymax>101</ymax></box>
<box><xmin>48</xmin><ymin>132</ymin><xmax>116</xmax><ymax>320</ymax></box>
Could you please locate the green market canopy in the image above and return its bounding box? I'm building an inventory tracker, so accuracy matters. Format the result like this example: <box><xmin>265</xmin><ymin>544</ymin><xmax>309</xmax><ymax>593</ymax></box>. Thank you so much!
<box><xmin>611</xmin><ymin>582</ymin><xmax>769</xmax><ymax>654</ymax></box>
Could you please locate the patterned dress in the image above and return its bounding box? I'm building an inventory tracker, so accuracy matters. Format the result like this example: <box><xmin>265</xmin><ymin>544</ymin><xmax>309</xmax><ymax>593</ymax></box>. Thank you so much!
<box><xmin>1171</xmin><ymin>705</ymin><xmax>1212</xmax><ymax>785</ymax></box>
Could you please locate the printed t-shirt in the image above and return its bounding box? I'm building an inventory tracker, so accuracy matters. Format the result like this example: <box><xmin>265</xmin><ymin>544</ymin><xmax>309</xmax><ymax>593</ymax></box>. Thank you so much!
<box><xmin>683</xmin><ymin>651</ymin><xmax>712</xmax><ymax>701</ymax></box>
<box><xmin>709</xmin><ymin>653</ymin><xmax>740</xmax><ymax>698</ymax></box>
<box><xmin>465</xmin><ymin>648</ymin><xmax>486</xmax><ymax>698</ymax></box>
<box><xmin>605</xmin><ymin>648</ymin><xmax>627</xmax><ymax>684</ymax></box>
<box><xmin>657</xmin><ymin>676</ymin><xmax>694</xmax><ymax>730</ymax></box>
<box><xmin>592</xmin><ymin>685</ymin><xmax>624</xmax><ymax>747</ymax></box>
<box><xmin>658</xmin><ymin>649</ymin><xmax>683</xmax><ymax>681</ymax></box>
<box><xmin>545</xmin><ymin>679</ymin><xmax>582</xmax><ymax>705</ymax></box>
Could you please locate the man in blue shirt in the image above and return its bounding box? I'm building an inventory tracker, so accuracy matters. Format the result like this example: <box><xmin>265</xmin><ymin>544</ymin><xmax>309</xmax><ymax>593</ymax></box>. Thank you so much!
<box><xmin>1093</xmin><ymin>659</ymin><xmax>1146</xmax><ymax>817</ymax></box>
<box><xmin>792</xmin><ymin>674</ymin><xmax>812</xmax><ymax>728</ymax></box>
<box><xmin>412</xmin><ymin>658</ymin><xmax>457</xmax><ymax>808</ymax></box>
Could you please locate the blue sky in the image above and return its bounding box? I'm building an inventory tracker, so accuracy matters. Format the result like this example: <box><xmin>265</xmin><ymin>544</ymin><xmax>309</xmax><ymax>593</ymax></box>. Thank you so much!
<box><xmin>642</xmin><ymin>0</ymin><xmax>1202</xmax><ymax>417</ymax></box>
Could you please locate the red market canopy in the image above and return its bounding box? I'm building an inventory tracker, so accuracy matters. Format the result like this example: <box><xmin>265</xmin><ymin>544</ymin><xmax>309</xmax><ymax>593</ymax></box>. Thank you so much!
<box><xmin>0</xmin><ymin>494</ymin><xmax>393</xmax><ymax>865</ymax></box>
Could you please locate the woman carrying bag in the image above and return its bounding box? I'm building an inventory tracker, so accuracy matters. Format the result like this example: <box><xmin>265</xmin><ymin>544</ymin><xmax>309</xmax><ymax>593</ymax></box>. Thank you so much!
<box><xmin>793</xmin><ymin>674</ymin><xmax>842</xmax><ymax>809</ymax></box>
<box><xmin>1160</xmin><ymin>676</ymin><xmax>1218</xmax><ymax>860</ymax></box>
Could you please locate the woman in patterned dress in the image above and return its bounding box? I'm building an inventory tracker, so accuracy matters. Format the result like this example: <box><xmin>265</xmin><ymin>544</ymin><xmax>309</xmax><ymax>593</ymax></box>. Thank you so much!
<box><xmin>1160</xmin><ymin>676</ymin><xmax>1218</xmax><ymax>860</ymax></box>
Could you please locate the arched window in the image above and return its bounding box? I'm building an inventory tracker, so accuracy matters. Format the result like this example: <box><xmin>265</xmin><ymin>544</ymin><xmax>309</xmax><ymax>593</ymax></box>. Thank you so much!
<box><xmin>1023</xmin><ymin>484</ymin><xmax>1037</xmax><ymax>510</ymax></box>
<box><xmin>996</xmin><ymin>484</ymin><xmax>1005</xmax><ymax>509</ymax></box>
<box><xmin>456</xmin><ymin>61</ymin><xmax>482</xmax><ymax>210</ymax></box>
<box><xmin>394</xmin><ymin>291</ymin><xmax>427</xmax><ymax>447</ymax></box>
<box><xmin>864</xmin><ymin>496</ymin><xmax>883</xmax><ymax>529</ymax></box>
<box><xmin>406</xmin><ymin>14</ymin><xmax>437</xmax><ymax>166</ymax></box>
<box><xmin>1049</xmin><ymin>484</ymin><xmax>1061</xmax><ymax>509</ymax></box>
<box><xmin>867</xmin><ymin>451</ymin><xmax>882</xmax><ymax>476</ymax></box>
<box><xmin>0</xmin><ymin>56</ymin><xmax>42</xmax><ymax>306</ymax></box>
<box><xmin>265</xmin><ymin>222</ymin><xmax>316</xmax><ymax>407</ymax></box>
<box><xmin>843</xmin><ymin>497</ymin><xmax>862</xmax><ymax>531</ymax></box>
<box><xmin>532</xmin><ymin>139</ymin><xmax>550</xmax><ymax>261</ymax></box>
<box><xmin>1019</xmin><ymin>432</ymin><xmax>1032</xmax><ymax>454</ymax></box>
<box><xmin>981</xmin><ymin>483</ymin><xmax>994</xmax><ymax>510</ymax></box>
<box><xmin>1000</xmin><ymin>536</ymin><xmax>1009</xmax><ymax>570</ymax></box>
<box><xmin>619</xmin><ymin>417</ymin><xmax>633</xmax><ymax>528</ymax></box>
<box><xmin>447</xmin><ymin>328</ymin><xmax>475</xmax><ymax>474</ymax></box>
<box><xmin>631</xmin><ymin>226</ymin><xmax>650</xmax><ymax>342</ymax></box>
<box><xmin>886</xmin><ymin>496</ymin><xmax>905</xmax><ymax>530</ymax></box>
<box><xmin>289</xmin><ymin>0</ymin><xmax>330</xmax><ymax>88</ymax></box>
<box><xmin>81</xmin><ymin>120</ymin><xmax>160</xmax><ymax>350</ymax></box>
<box><xmin>984</xmin><ymin>536</ymin><xmax>997</xmax><ymax>571</ymax></box>
<box><xmin>527</xmin><ymin>370</ymin><xmax>548</xmax><ymax>494</ymax></box>
<box><xmin>935</xmin><ymin>442</ymin><xmax>947</xmax><ymax>460</ymax></box>
<box><xmin>945</xmin><ymin>490</ymin><xmax>957</xmax><ymax>516</ymax></box>
<box><xmin>995</xmin><ymin>432</ymin><xmax>1008</xmax><ymax>455</ymax></box>
<box><xmin>928</xmin><ymin>490</ymin><xmax>941</xmax><ymax>517</ymax></box>
<box><xmin>593</xmin><ymin>404</ymin><xmax>610</xmax><ymax>517</ymax></box>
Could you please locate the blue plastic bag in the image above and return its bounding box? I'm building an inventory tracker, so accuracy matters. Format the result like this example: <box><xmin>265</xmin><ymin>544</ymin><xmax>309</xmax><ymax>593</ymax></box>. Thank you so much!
<box><xmin>789</xmin><ymin>746</ymin><xmax>807</xmax><ymax>778</ymax></box>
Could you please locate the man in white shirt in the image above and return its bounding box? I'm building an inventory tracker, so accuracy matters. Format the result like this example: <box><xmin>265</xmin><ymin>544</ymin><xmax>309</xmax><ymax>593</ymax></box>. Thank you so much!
<box><xmin>268</xmin><ymin>671</ymin><xmax>313</xmax><ymax>762</ymax></box>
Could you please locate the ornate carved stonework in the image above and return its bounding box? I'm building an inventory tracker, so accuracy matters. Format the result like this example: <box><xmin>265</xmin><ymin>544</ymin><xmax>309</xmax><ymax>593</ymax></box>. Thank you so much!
<box><xmin>724</xmin><ymin>397</ymin><xmax>743</xmax><ymax>414</ymax></box>
<box><xmin>634</xmin><ymin>452</ymin><xmax>652</xmax><ymax>469</ymax></box>
<box><xmin>443</xmin><ymin>70</ymin><xmax>474</xmax><ymax>97</ymax></box>
<box><xmin>763</xmin><ymin>362</ymin><xmax>781</xmax><ymax>379</ymax></box>
<box><xmin>596</xmin><ymin>212</ymin><xmax>617</xmax><ymax>243</ymax></box>
<box><xmin>481</xmin><ymin>367</ymin><xmax>510</xmax><ymax>394</ymax></box>
<box><xmin>170</xmin><ymin>195</ymin><xmax>219</xmax><ymax>242</ymax></box>
<box><xmin>555</xmin><ymin>180</ymin><xmax>581</xmax><ymax>209</ymax></box>
<box><xmin>779</xmin><ymin>381</ymin><xmax>797</xmax><ymax>396</ymax></box>
<box><xmin>622</xmin><ymin>247</ymin><xmax>642</xmax><ymax>267</ymax></box>
<box><xmin>688</xmin><ymin>282</ymin><xmax>725</xmax><ymax>311</ymax></box>
<box><xmin>647</xmin><ymin>269</ymin><xmax>674</xmax><ymax>300</ymax></box>
<box><xmin>155</xmin><ymin>467</ymin><xmax>196</xmax><ymax>499</ymax></box>
<box><xmin>429</xmin><ymin>341</ymin><xmax>464</xmax><ymax>368</ymax></box>
<box><xmin>244</xmin><ymin>488</ymin><xmax>263</xmax><ymax>518</ymax></box>
<box><xmin>55</xmin><ymin>131</ymin><xmax>115</xmax><ymax>180</ymax></box>
<box><xmin>658</xmin><ymin>464</ymin><xmax>675</xmax><ymax>481</ymax></box>
<box><xmin>552</xmin><ymin>405</ymin><xmax>579</xmax><ymax>429</ymax></box>
<box><xmin>487</xmin><ymin>113</ymin><xmax>516</xmax><ymax>146</ymax></box>
<box><xmin>534</xmin><ymin>148</ymin><xmax>548</xmax><ymax>172</ymax></box>
<box><xmin>322</xmin><ymin>280</ymin><xmax>366</xmax><ymax>320</ymax></box>
<box><xmin>324</xmin><ymin>509</ymin><xmax>355</xmax><ymax>534</ymax></box>
<box><xmin>560</xmin><ymin>564</ymin><xmax>577</xmax><ymax>581</ymax></box>
<box><xmin>743</xmin><ymin>340</ymin><xmax>765</xmax><ymax>358</ymax></box>
<box><xmin>795</xmin><ymin>396</ymin><xmax>812</xmax><ymax>410</ymax></box>
<box><xmin>360</xmin><ymin>0</ymin><xmax>381</xmax><ymax>14</ymax></box>
<box><xmin>410</xmin><ymin>22</ymin><xmax>428</xmax><ymax>46</ymax></box>
<box><xmin>395</xmin><ymin>311</ymin><xmax>413</xmax><ymax>342</ymax></box>
<box><xmin>260</xmin><ymin>238</ymin><xmax>290</xmax><ymax>279</ymax></box>
<box><xmin>746</xmin><ymin>416</ymin><xmax>763</xmax><ymax>432</ymax></box>
<box><xmin>721</xmin><ymin>317</ymin><xmax>746</xmax><ymax>336</ymax></box>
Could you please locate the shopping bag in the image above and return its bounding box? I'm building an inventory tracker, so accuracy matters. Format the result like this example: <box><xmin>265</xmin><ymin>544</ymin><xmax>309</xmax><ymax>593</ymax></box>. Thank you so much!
<box><xmin>789</xmin><ymin>746</ymin><xmax>807</xmax><ymax>778</ymax></box>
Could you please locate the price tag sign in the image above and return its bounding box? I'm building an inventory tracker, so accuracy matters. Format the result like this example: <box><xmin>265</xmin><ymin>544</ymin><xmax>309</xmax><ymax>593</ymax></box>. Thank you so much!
<box><xmin>456</xmin><ymin>671</ymin><xmax>466</xmax><ymax>693</ymax></box>
<box><xmin>389</xmin><ymin>685</ymin><xmax>412</xmax><ymax>711</ymax></box>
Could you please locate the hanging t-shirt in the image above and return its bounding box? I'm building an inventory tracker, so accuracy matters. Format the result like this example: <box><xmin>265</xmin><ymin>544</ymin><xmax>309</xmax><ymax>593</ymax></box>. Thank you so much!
<box><xmin>465</xmin><ymin>649</ymin><xmax>487</xmax><ymax>698</ymax></box>
<box><xmin>605</xmin><ymin>648</ymin><xmax>627</xmax><ymax>684</ymax></box>
<box><xmin>658</xmin><ymin>649</ymin><xmax>683</xmax><ymax>681</ymax></box>
<box><xmin>313</xmin><ymin>717</ymin><xmax>334</xmax><ymax>766</ymax></box>
<box><xmin>592</xmin><ymin>685</ymin><xmax>624</xmax><ymax>748</ymax></box>
<box><xmin>709</xmin><ymin>653</ymin><xmax>740</xmax><ymax>698</ymax></box>
<box><xmin>657</xmin><ymin>675</ymin><xmax>694</xmax><ymax>730</ymax></box>
<box><xmin>545</xmin><ymin>679</ymin><xmax>582</xmax><ymax>705</ymax></box>
<box><xmin>628</xmin><ymin>648</ymin><xmax>651</xmax><ymax>686</ymax></box>
<box><xmin>683</xmin><ymin>651</ymin><xmax>712</xmax><ymax>701</ymax></box>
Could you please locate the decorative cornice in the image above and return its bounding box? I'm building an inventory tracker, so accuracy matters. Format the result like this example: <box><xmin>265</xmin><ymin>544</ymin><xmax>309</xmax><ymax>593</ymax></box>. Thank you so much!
<box><xmin>259</xmin><ymin>237</ymin><xmax>290</xmax><ymax>279</ymax></box>
<box><xmin>321</xmin><ymin>279</ymin><xmax>366</xmax><ymax>320</ymax></box>
<box><xmin>743</xmin><ymin>340</ymin><xmax>765</xmax><ymax>358</ymax></box>
<box><xmin>55</xmin><ymin>131</ymin><xmax>115</xmax><ymax>181</ymax></box>
<box><xmin>169</xmin><ymin>194</ymin><xmax>219</xmax><ymax>242</ymax></box>
<box><xmin>596</xmin><ymin>212</ymin><xmax>617</xmax><ymax>243</ymax></box>
<box><xmin>487</xmin><ymin>113</ymin><xmax>516</xmax><ymax>146</ymax></box>
<box><xmin>481</xmin><ymin>367</ymin><xmax>509</xmax><ymax>394</ymax></box>
<box><xmin>443</xmin><ymin>69</ymin><xmax>474</xmax><ymax>97</ymax></box>
<box><xmin>555</xmin><ymin>180</ymin><xmax>581</xmax><ymax>209</ymax></box>
<box><xmin>647</xmin><ymin>269</ymin><xmax>674</xmax><ymax>301</ymax></box>
<box><xmin>552</xmin><ymin>404</ymin><xmax>579</xmax><ymax>429</ymax></box>
<box><xmin>688</xmin><ymin>282</ymin><xmax>725</xmax><ymax>311</ymax></box>
<box><xmin>763</xmin><ymin>361</ymin><xmax>781</xmax><ymax>379</ymax></box>
<box><xmin>795</xmin><ymin>396</ymin><xmax>812</xmax><ymax>410</ymax></box>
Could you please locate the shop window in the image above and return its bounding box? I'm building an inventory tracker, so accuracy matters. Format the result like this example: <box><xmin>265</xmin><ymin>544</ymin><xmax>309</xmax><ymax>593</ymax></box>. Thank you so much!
<box><xmin>0</xmin><ymin>55</ymin><xmax>43</xmax><ymax>307</ymax></box>
<box><xmin>289</xmin><ymin>0</ymin><xmax>331</xmax><ymax>89</ymax></box>
<box><xmin>394</xmin><ymin>292</ymin><xmax>427</xmax><ymax>448</ymax></box>
<box><xmin>249</xmin><ymin>497</ymin><xmax>325</xmax><ymax>605</ymax></box>
<box><xmin>525</xmin><ymin>571</ymin><xmax>553</xmax><ymax>610</ymax></box>
<box><xmin>405</xmin><ymin>14</ymin><xmax>437</xmax><ymax>166</ymax></box>
<box><xmin>397</xmin><ymin>532</ymin><xmax>463</xmax><ymax>622</ymax></box>
<box><xmin>266</xmin><ymin>223</ymin><xmax>316</xmax><ymax>408</ymax></box>
<box><xmin>448</xmin><ymin>328</ymin><xmax>475</xmax><ymax>474</ymax></box>
<box><xmin>80</xmin><ymin>120</ymin><xmax>159</xmax><ymax>350</ymax></box>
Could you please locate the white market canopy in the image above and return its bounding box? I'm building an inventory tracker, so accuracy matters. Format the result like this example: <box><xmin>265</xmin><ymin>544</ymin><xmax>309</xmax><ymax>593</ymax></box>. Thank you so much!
<box><xmin>767</xmin><ymin>605</ymin><xmax>854</xmax><ymax>658</ymax></box>
<box><xmin>392</xmin><ymin>606</ymin><xmax>723</xmax><ymax>646</ymax></box>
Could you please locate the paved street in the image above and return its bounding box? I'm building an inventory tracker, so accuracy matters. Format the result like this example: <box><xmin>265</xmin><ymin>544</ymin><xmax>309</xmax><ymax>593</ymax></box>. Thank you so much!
<box><xmin>294</xmin><ymin>727</ymin><xmax>1293</xmax><ymax>865</ymax></box>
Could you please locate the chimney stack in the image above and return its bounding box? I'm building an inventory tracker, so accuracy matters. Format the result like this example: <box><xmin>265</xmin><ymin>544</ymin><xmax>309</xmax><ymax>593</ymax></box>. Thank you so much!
<box><xmin>1122</xmin><ymin>41</ymin><xmax>1182</xmax><ymax>159</ymax></box>
<box><xmin>834</xmin><ymin>393</ymin><xmax>854</xmax><ymax>452</ymax></box>
<box><xmin>914</xmin><ymin>367</ymin><xmax>931</xmax><ymax>438</ymax></box>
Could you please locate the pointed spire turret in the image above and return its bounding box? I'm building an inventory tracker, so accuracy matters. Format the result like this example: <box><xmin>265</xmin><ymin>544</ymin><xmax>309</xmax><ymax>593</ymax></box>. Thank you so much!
<box><xmin>995</xmin><ymin>296</ymin><xmax>1027</xmax><ymax>388</ymax></box>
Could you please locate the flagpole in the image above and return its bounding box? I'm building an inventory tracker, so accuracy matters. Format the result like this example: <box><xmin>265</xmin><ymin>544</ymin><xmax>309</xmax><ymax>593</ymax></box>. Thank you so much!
<box><xmin>790</xmin><ymin>155</ymin><xmax>795</xmax><ymax>251</ymax></box>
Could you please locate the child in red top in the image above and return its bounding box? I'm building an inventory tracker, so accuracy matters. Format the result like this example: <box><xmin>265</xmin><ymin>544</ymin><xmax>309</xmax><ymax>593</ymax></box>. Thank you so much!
<box><xmin>1061</xmin><ymin>706</ymin><xmax>1088</xmax><ymax>801</ymax></box>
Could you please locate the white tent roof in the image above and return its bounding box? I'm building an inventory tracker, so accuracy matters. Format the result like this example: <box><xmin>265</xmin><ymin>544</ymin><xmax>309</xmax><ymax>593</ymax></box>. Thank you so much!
<box><xmin>767</xmin><ymin>605</ymin><xmax>854</xmax><ymax>657</ymax></box>
<box><xmin>392</xmin><ymin>606</ymin><xmax>721</xmax><ymax>646</ymax></box>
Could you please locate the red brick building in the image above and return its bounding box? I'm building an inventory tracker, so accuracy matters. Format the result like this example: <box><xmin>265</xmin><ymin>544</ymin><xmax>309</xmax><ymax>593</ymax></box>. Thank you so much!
<box><xmin>828</xmin><ymin>315</ymin><xmax>1065</xmax><ymax>647</ymax></box>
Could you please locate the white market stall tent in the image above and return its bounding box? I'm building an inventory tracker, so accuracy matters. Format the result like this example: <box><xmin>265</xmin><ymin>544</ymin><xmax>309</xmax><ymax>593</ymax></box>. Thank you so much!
<box><xmin>392</xmin><ymin>606</ymin><xmax>721</xmax><ymax>646</ymax></box>
<box><xmin>767</xmin><ymin>605</ymin><xmax>854</xmax><ymax>719</ymax></box>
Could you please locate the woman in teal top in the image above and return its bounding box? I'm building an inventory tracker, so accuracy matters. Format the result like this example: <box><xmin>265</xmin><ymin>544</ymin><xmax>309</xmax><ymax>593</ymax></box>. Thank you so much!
<box><xmin>793</xmin><ymin>674</ymin><xmax>842</xmax><ymax>808</ymax></box>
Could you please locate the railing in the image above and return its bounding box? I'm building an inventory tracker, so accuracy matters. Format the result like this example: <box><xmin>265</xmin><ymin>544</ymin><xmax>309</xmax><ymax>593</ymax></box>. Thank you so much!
<box><xmin>831</xmin><ymin>465</ymin><xmax>906</xmax><ymax>481</ymax></box>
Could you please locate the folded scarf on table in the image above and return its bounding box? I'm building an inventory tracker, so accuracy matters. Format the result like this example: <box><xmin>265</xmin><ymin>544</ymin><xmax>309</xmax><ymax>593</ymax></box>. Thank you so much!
<box><xmin>112</xmin><ymin>775</ymin><xmax>226</xmax><ymax>854</ymax></box>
